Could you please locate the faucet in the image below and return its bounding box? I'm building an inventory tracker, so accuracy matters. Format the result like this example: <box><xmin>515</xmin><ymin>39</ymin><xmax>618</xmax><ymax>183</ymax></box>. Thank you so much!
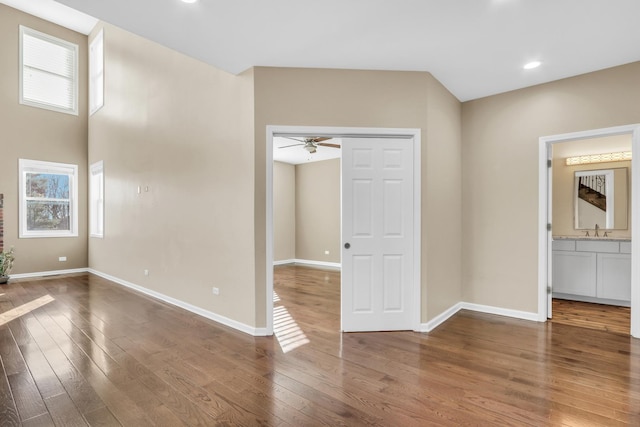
<box><xmin>595</xmin><ymin>224</ymin><xmax>599</xmax><ymax>237</ymax></box>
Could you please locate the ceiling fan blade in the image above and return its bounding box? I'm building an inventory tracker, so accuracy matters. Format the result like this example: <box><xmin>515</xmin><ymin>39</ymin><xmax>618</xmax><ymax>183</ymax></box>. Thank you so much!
<box><xmin>311</xmin><ymin>137</ymin><xmax>332</xmax><ymax>143</ymax></box>
<box><xmin>279</xmin><ymin>143</ymin><xmax>304</xmax><ymax>149</ymax></box>
<box><xmin>283</xmin><ymin>137</ymin><xmax>305</xmax><ymax>143</ymax></box>
<box><xmin>317</xmin><ymin>143</ymin><xmax>341</xmax><ymax>149</ymax></box>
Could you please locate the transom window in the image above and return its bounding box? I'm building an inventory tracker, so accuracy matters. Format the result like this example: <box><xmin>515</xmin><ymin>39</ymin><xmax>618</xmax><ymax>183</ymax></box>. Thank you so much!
<box><xmin>19</xmin><ymin>159</ymin><xmax>78</xmax><ymax>238</ymax></box>
<box><xmin>89</xmin><ymin>29</ymin><xmax>104</xmax><ymax>115</ymax></box>
<box><xmin>19</xmin><ymin>26</ymin><xmax>79</xmax><ymax>115</ymax></box>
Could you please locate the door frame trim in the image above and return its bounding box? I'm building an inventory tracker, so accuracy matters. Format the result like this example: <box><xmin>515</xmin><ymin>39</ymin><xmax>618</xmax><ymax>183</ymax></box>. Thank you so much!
<box><xmin>538</xmin><ymin>123</ymin><xmax>640</xmax><ymax>337</ymax></box>
<box><xmin>266</xmin><ymin>125</ymin><xmax>422</xmax><ymax>335</ymax></box>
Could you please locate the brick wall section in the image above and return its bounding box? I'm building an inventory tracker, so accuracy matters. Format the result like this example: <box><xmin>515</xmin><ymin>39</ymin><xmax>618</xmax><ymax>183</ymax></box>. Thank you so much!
<box><xmin>0</xmin><ymin>194</ymin><xmax>3</xmax><ymax>251</ymax></box>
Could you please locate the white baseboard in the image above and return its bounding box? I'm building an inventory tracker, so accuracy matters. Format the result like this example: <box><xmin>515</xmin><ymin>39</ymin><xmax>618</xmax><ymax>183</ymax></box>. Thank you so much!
<box><xmin>11</xmin><ymin>268</ymin><xmax>89</xmax><ymax>279</ymax></box>
<box><xmin>419</xmin><ymin>302</ymin><xmax>463</xmax><ymax>332</ymax></box>
<box><xmin>274</xmin><ymin>259</ymin><xmax>341</xmax><ymax>269</ymax></box>
<box><xmin>420</xmin><ymin>301</ymin><xmax>540</xmax><ymax>333</ymax></box>
<box><xmin>87</xmin><ymin>269</ymin><xmax>269</xmax><ymax>337</ymax></box>
<box><xmin>460</xmin><ymin>302</ymin><xmax>540</xmax><ymax>322</ymax></box>
<box><xmin>11</xmin><ymin>267</ymin><xmax>541</xmax><ymax>336</ymax></box>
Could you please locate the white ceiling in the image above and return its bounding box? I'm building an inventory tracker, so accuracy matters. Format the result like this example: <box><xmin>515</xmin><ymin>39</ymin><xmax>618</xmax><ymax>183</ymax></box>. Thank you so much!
<box><xmin>274</xmin><ymin>137</ymin><xmax>341</xmax><ymax>165</ymax></box>
<box><xmin>3</xmin><ymin>0</ymin><xmax>640</xmax><ymax>101</ymax></box>
<box><xmin>1</xmin><ymin>0</ymin><xmax>96</xmax><ymax>34</ymax></box>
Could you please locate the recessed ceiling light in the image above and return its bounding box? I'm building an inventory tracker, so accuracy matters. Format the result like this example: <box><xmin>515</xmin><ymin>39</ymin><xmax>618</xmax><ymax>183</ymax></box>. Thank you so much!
<box><xmin>181</xmin><ymin>0</ymin><xmax>198</xmax><ymax>3</ymax></box>
<box><xmin>523</xmin><ymin>61</ymin><xmax>542</xmax><ymax>70</ymax></box>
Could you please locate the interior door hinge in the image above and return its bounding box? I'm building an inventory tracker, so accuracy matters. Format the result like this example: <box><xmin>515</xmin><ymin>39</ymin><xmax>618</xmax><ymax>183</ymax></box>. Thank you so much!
<box><xmin>547</xmin><ymin>159</ymin><xmax>552</xmax><ymax>168</ymax></box>
<box><xmin>547</xmin><ymin>223</ymin><xmax>552</xmax><ymax>231</ymax></box>
<box><xmin>547</xmin><ymin>286</ymin><xmax>552</xmax><ymax>294</ymax></box>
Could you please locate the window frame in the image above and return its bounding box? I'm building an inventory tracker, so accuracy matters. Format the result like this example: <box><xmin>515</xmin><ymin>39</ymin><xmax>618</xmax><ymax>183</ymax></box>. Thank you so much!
<box><xmin>89</xmin><ymin>160</ymin><xmax>104</xmax><ymax>238</ymax></box>
<box><xmin>89</xmin><ymin>29</ymin><xmax>104</xmax><ymax>115</ymax></box>
<box><xmin>19</xmin><ymin>25</ymin><xmax>79</xmax><ymax>116</ymax></box>
<box><xmin>19</xmin><ymin>159</ymin><xmax>79</xmax><ymax>238</ymax></box>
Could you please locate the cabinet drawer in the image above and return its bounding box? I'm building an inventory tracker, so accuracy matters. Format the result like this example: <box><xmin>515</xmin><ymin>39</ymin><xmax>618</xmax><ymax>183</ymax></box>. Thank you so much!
<box><xmin>620</xmin><ymin>242</ymin><xmax>632</xmax><ymax>254</ymax></box>
<box><xmin>576</xmin><ymin>240</ymin><xmax>619</xmax><ymax>253</ymax></box>
<box><xmin>552</xmin><ymin>240</ymin><xmax>576</xmax><ymax>251</ymax></box>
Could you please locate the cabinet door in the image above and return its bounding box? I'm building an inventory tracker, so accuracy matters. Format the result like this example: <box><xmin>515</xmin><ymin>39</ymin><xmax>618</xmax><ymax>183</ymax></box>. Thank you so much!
<box><xmin>597</xmin><ymin>253</ymin><xmax>631</xmax><ymax>301</ymax></box>
<box><xmin>552</xmin><ymin>251</ymin><xmax>597</xmax><ymax>297</ymax></box>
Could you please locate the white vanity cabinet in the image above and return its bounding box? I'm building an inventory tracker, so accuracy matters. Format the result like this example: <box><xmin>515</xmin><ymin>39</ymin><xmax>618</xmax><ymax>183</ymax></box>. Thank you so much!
<box><xmin>552</xmin><ymin>239</ymin><xmax>631</xmax><ymax>306</ymax></box>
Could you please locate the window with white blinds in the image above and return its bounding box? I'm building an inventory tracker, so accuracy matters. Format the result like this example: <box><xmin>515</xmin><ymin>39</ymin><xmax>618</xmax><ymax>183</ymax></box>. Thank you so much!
<box><xmin>19</xmin><ymin>26</ymin><xmax>79</xmax><ymax>115</ymax></box>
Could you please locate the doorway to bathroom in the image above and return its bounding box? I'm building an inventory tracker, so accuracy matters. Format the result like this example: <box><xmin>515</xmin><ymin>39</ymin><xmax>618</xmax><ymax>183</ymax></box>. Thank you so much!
<box><xmin>539</xmin><ymin>124</ymin><xmax>640</xmax><ymax>338</ymax></box>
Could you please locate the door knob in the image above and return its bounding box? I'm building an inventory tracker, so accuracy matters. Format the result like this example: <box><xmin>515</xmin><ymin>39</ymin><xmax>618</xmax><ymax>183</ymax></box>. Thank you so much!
<box><xmin>344</xmin><ymin>243</ymin><xmax>351</xmax><ymax>249</ymax></box>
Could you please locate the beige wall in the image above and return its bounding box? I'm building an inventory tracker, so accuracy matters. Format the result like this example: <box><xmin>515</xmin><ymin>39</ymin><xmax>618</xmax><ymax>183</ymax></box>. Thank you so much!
<box><xmin>273</xmin><ymin>161</ymin><xmax>295</xmax><ymax>261</ymax></box>
<box><xmin>0</xmin><ymin>5</ymin><xmax>88</xmax><ymax>274</ymax></box>
<box><xmin>254</xmin><ymin>67</ymin><xmax>463</xmax><ymax>325</ymax></box>
<box><xmin>295</xmin><ymin>159</ymin><xmax>340</xmax><ymax>263</ymax></box>
<box><xmin>88</xmin><ymin>23</ymin><xmax>256</xmax><ymax>326</ymax></box>
<box><xmin>552</xmin><ymin>160</ymin><xmax>630</xmax><ymax>238</ymax></box>
<box><xmin>462</xmin><ymin>62</ymin><xmax>640</xmax><ymax>313</ymax></box>
<box><xmin>425</xmin><ymin>75</ymin><xmax>464</xmax><ymax>319</ymax></box>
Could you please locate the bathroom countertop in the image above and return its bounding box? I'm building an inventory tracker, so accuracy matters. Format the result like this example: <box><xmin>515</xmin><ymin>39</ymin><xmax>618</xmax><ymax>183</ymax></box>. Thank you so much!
<box><xmin>553</xmin><ymin>236</ymin><xmax>631</xmax><ymax>242</ymax></box>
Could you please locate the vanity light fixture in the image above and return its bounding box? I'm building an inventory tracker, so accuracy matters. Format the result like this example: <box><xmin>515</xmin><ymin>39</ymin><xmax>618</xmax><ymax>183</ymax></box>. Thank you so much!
<box><xmin>523</xmin><ymin>61</ymin><xmax>542</xmax><ymax>70</ymax></box>
<box><xmin>565</xmin><ymin>151</ymin><xmax>632</xmax><ymax>166</ymax></box>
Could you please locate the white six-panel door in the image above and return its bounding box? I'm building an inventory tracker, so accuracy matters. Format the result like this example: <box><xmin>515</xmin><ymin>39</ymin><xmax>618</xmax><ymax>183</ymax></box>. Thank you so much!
<box><xmin>341</xmin><ymin>137</ymin><xmax>414</xmax><ymax>332</ymax></box>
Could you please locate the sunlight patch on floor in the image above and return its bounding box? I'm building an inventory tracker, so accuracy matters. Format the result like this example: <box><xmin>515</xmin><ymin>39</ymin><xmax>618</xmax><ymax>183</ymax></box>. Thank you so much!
<box><xmin>273</xmin><ymin>293</ymin><xmax>309</xmax><ymax>353</ymax></box>
<box><xmin>0</xmin><ymin>294</ymin><xmax>55</xmax><ymax>326</ymax></box>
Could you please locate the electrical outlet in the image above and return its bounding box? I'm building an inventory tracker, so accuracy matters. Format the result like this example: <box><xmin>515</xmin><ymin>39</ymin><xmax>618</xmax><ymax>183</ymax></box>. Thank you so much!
<box><xmin>324</xmin><ymin>250</ymin><xmax>330</xmax><ymax>255</ymax></box>
<box><xmin>212</xmin><ymin>287</ymin><xmax>220</xmax><ymax>295</ymax></box>
<box><xmin>58</xmin><ymin>256</ymin><xmax>67</xmax><ymax>262</ymax></box>
<box><xmin>144</xmin><ymin>269</ymin><xmax>149</xmax><ymax>276</ymax></box>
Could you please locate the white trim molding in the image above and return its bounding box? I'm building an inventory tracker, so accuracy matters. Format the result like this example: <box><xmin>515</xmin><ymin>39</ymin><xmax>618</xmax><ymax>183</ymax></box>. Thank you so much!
<box><xmin>88</xmin><ymin>269</ymin><xmax>269</xmax><ymax>336</ymax></box>
<box><xmin>273</xmin><ymin>259</ymin><xmax>341</xmax><ymax>269</ymax></box>
<box><xmin>420</xmin><ymin>302</ymin><xmax>463</xmax><ymax>332</ymax></box>
<box><xmin>420</xmin><ymin>302</ymin><xmax>539</xmax><ymax>333</ymax></box>
<box><xmin>460</xmin><ymin>302</ymin><xmax>540</xmax><ymax>322</ymax></box>
<box><xmin>273</xmin><ymin>259</ymin><xmax>296</xmax><ymax>266</ymax></box>
<box><xmin>11</xmin><ymin>268</ymin><xmax>88</xmax><ymax>279</ymax></box>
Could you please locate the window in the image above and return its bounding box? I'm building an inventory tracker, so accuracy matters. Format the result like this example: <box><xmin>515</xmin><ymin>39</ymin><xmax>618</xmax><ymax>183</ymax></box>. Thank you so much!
<box><xmin>19</xmin><ymin>26</ymin><xmax>78</xmax><ymax>115</ymax></box>
<box><xmin>90</xmin><ymin>161</ymin><xmax>104</xmax><ymax>238</ymax></box>
<box><xmin>89</xmin><ymin>29</ymin><xmax>104</xmax><ymax>115</ymax></box>
<box><xmin>19</xmin><ymin>159</ymin><xmax>78</xmax><ymax>238</ymax></box>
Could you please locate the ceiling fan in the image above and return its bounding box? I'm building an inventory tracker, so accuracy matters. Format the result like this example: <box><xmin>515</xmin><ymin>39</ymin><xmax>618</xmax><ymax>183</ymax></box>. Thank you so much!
<box><xmin>279</xmin><ymin>137</ymin><xmax>340</xmax><ymax>154</ymax></box>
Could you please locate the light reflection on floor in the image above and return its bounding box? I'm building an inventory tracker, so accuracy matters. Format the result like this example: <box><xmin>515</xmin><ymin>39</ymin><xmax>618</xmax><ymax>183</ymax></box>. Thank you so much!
<box><xmin>273</xmin><ymin>292</ymin><xmax>309</xmax><ymax>353</ymax></box>
<box><xmin>0</xmin><ymin>294</ymin><xmax>55</xmax><ymax>326</ymax></box>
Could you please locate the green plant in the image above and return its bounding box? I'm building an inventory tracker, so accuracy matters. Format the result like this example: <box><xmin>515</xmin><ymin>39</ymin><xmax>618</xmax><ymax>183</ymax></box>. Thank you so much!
<box><xmin>0</xmin><ymin>248</ymin><xmax>15</xmax><ymax>277</ymax></box>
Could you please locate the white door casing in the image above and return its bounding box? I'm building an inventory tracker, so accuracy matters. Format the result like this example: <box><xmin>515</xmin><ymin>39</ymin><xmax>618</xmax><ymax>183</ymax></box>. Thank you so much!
<box><xmin>266</xmin><ymin>125</ymin><xmax>421</xmax><ymax>337</ymax></box>
<box><xmin>341</xmin><ymin>137</ymin><xmax>414</xmax><ymax>332</ymax></box>
<box><xmin>538</xmin><ymin>123</ymin><xmax>640</xmax><ymax>338</ymax></box>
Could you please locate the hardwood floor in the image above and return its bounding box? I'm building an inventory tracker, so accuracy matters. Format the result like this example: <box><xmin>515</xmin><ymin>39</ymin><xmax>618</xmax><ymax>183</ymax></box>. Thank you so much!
<box><xmin>0</xmin><ymin>267</ymin><xmax>639</xmax><ymax>425</ymax></box>
<box><xmin>551</xmin><ymin>298</ymin><xmax>631</xmax><ymax>336</ymax></box>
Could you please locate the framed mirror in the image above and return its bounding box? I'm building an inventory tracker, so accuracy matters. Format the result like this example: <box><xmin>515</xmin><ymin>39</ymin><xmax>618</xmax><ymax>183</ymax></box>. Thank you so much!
<box><xmin>574</xmin><ymin>168</ymin><xmax>628</xmax><ymax>230</ymax></box>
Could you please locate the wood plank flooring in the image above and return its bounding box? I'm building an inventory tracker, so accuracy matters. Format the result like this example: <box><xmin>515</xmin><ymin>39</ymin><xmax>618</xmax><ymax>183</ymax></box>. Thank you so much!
<box><xmin>551</xmin><ymin>298</ymin><xmax>630</xmax><ymax>336</ymax></box>
<box><xmin>0</xmin><ymin>266</ymin><xmax>639</xmax><ymax>425</ymax></box>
